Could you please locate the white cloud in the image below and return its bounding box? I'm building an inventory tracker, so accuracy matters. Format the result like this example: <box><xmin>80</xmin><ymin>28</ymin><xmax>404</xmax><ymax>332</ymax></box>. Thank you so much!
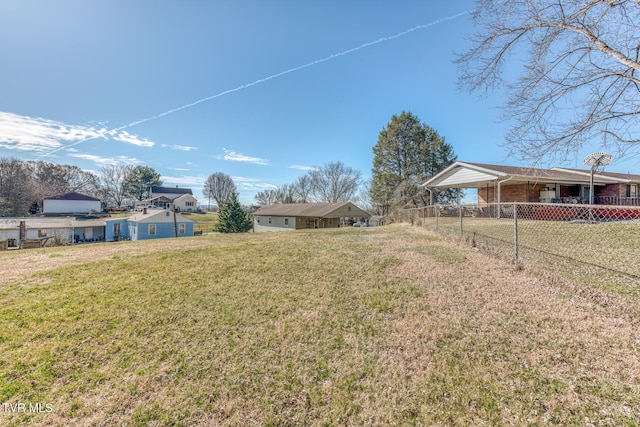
<box><xmin>216</xmin><ymin>148</ymin><xmax>269</xmax><ymax>165</ymax></box>
<box><xmin>112</xmin><ymin>131</ymin><xmax>154</xmax><ymax>147</ymax></box>
<box><xmin>0</xmin><ymin>111</ymin><xmax>156</xmax><ymax>154</ymax></box>
<box><xmin>232</xmin><ymin>176</ymin><xmax>278</xmax><ymax>190</ymax></box>
<box><xmin>0</xmin><ymin>111</ymin><xmax>105</xmax><ymax>152</ymax></box>
<box><xmin>289</xmin><ymin>164</ymin><xmax>318</xmax><ymax>171</ymax></box>
<box><xmin>162</xmin><ymin>144</ymin><xmax>197</xmax><ymax>151</ymax></box>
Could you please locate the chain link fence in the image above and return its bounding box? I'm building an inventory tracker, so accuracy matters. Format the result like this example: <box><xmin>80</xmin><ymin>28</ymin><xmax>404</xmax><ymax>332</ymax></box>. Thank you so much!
<box><xmin>401</xmin><ymin>203</ymin><xmax>640</xmax><ymax>291</ymax></box>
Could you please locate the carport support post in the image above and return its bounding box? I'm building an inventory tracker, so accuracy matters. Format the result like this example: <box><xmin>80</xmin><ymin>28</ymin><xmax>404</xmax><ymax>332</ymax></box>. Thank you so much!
<box><xmin>459</xmin><ymin>204</ymin><xmax>463</xmax><ymax>237</ymax></box>
<box><xmin>513</xmin><ymin>202</ymin><xmax>519</xmax><ymax>264</ymax></box>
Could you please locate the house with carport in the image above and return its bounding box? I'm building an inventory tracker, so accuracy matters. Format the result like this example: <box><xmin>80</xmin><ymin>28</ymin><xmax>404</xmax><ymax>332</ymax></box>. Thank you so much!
<box><xmin>423</xmin><ymin>162</ymin><xmax>640</xmax><ymax>206</ymax></box>
<box><xmin>252</xmin><ymin>202</ymin><xmax>370</xmax><ymax>232</ymax></box>
<box><xmin>0</xmin><ymin>217</ymin><xmax>107</xmax><ymax>249</ymax></box>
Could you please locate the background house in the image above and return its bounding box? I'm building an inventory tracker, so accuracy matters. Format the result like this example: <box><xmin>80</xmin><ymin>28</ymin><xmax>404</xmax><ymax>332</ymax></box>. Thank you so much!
<box><xmin>42</xmin><ymin>192</ymin><xmax>102</xmax><ymax>215</ymax></box>
<box><xmin>253</xmin><ymin>202</ymin><xmax>370</xmax><ymax>232</ymax></box>
<box><xmin>0</xmin><ymin>217</ymin><xmax>106</xmax><ymax>249</ymax></box>
<box><xmin>105</xmin><ymin>209</ymin><xmax>194</xmax><ymax>241</ymax></box>
<box><xmin>145</xmin><ymin>186</ymin><xmax>198</xmax><ymax>212</ymax></box>
<box><xmin>424</xmin><ymin>162</ymin><xmax>640</xmax><ymax>206</ymax></box>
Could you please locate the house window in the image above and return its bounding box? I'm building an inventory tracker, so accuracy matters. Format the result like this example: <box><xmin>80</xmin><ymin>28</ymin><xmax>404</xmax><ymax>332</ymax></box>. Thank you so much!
<box><xmin>284</xmin><ymin>218</ymin><xmax>289</xmax><ymax>226</ymax></box>
<box><xmin>38</xmin><ymin>229</ymin><xmax>47</xmax><ymax>237</ymax></box>
<box><xmin>149</xmin><ymin>224</ymin><xmax>156</xmax><ymax>235</ymax></box>
<box><xmin>113</xmin><ymin>223</ymin><xmax>121</xmax><ymax>236</ymax></box>
<box><xmin>268</xmin><ymin>217</ymin><xmax>272</xmax><ymax>225</ymax></box>
<box><xmin>179</xmin><ymin>223</ymin><xmax>185</xmax><ymax>234</ymax></box>
<box><xmin>627</xmin><ymin>184</ymin><xmax>638</xmax><ymax>197</ymax></box>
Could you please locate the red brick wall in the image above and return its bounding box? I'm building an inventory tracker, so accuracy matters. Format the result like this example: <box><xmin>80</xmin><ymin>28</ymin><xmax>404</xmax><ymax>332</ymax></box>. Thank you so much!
<box><xmin>596</xmin><ymin>183</ymin><xmax>622</xmax><ymax>198</ymax></box>
<box><xmin>477</xmin><ymin>183</ymin><xmax>543</xmax><ymax>205</ymax></box>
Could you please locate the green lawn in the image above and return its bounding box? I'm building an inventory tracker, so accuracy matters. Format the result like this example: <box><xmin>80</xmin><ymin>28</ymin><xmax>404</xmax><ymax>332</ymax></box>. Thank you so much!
<box><xmin>426</xmin><ymin>216</ymin><xmax>640</xmax><ymax>293</ymax></box>
<box><xmin>1</xmin><ymin>225</ymin><xmax>639</xmax><ymax>425</ymax></box>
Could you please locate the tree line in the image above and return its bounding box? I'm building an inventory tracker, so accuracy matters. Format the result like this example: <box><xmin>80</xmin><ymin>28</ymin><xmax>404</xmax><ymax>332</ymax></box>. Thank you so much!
<box><xmin>0</xmin><ymin>160</ymin><xmax>162</xmax><ymax>217</ymax></box>
<box><xmin>252</xmin><ymin>161</ymin><xmax>363</xmax><ymax>206</ymax></box>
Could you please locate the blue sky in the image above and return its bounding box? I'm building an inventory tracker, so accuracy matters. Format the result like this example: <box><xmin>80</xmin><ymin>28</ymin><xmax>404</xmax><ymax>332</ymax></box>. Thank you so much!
<box><xmin>1</xmin><ymin>1</ymin><xmax>637</xmax><ymax>205</ymax></box>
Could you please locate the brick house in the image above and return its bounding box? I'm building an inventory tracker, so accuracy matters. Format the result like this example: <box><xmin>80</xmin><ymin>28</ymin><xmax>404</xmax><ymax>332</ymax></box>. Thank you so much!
<box><xmin>423</xmin><ymin>162</ymin><xmax>640</xmax><ymax>206</ymax></box>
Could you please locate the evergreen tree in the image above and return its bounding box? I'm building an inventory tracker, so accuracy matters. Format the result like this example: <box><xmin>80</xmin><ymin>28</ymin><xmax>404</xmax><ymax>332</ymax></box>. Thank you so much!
<box><xmin>370</xmin><ymin>111</ymin><xmax>457</xmax><ymax>214</ymax></box>
<box><xmin>124</xmin><ymin>166</ymin><xmax>162</xmax><ymax>201</ymax></box>
<box><xmin>215</xmin><ymin>192</ymin><xmax>252</xmax><ymax>233</ymax></box>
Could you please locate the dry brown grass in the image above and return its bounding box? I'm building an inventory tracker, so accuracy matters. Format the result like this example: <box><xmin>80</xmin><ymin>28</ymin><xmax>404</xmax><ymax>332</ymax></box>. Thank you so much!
<box><xmin>1</xmin><ymin>225</ymin><xmax>639</xmax><ymax>426</ymax></box>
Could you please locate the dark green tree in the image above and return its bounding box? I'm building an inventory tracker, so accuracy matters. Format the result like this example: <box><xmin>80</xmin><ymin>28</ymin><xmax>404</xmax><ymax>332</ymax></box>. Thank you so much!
<box><xmin>124</xmin><ymin>166</ymin><xmax>162</xmax><ymax>201</ymax></box>
<box><xmin>215</xmin><ymin>192</ymin><xmax>252</xmax><ymax>233</ymax></box>
<box><xmin>370</xmin><ymin>111</ymin><xmax>457</xmax><ymax>214</ymax></box>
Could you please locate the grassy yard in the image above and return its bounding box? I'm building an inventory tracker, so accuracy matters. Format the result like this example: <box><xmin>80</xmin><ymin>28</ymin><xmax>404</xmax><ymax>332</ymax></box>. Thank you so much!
<box><xmin>180</xmin><ymin>211</ymin><xmax>219</xmax><ymax>234</ymax></box>
<box><xmin>427</xmin><ymin>216</ymin><xmax>640</xmax><ymax>294</ymax></box>
<box><xmin>1</xmin><ymin>225</ymin><xmax>639</xmax><ymax>425</ymax></box>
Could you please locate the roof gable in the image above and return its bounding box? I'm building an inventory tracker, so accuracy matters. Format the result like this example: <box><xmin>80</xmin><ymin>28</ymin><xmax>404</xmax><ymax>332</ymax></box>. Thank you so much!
<box><xmin>424</xmin><ymin>161</ymin><xmax>630</xmax><ymax>188</ymax></box>
<box><xmin>125</xmin><ymin>209</ymin><xmax>194</xmax><ymax>223</ymax></box>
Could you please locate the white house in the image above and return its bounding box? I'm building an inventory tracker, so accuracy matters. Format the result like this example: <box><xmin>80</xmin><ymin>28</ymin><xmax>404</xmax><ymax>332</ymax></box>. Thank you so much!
<box><xmin>135</xmin><ymin>186</ymin><xmax>198</xmax><ymax>212</ymax></box>
<box><xmin>42</xmin><ymin>192</ymin><xmax>102</xmax><ymax>215</ymax></box>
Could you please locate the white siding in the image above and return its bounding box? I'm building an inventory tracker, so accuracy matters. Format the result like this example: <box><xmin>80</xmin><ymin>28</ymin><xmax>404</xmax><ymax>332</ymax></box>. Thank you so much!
<box><xmin>431</xmin><ymin>167</ymin><xmax>499</xmax><ymax>187</ymax></box>
<box><xmin>254</xmin><ymin>216</ymin><xmax>295</xmax><ymax>232</ymax></box>
<box><xmin>43</xmin><ymin>199</ymin><xmax>101</xmax><ymax>214</ymax></box>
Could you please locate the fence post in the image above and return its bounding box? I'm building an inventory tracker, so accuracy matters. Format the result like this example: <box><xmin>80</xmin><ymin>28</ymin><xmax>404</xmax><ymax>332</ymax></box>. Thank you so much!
<box><xmin>513</xmin><ymin>202</ymin><xmax>519</xmax><ymax>264</ymax></box>
<box><xmin>436</xmin><ymin>206</ymin><xmax>439</xmax><ymax>229</ymax></box>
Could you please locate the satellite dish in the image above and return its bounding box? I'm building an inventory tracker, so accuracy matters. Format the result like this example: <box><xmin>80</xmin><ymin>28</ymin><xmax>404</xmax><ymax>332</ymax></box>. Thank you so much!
<box><xmin>584</xmin><ymin>152</ymin><xmax>613</xmax><ymax>171</ymax></box>
<box><xmin>583</xmin><ymin>151</ymin><xmax>613</xmax><ymax>205</ymax></box>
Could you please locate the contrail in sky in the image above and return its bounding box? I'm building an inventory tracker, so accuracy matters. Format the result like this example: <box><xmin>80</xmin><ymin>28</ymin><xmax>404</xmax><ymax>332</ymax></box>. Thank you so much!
<box><xmin>45</xmin><ymin>10</ymin><xmax>468</xmax><ymax>156</ymax></box>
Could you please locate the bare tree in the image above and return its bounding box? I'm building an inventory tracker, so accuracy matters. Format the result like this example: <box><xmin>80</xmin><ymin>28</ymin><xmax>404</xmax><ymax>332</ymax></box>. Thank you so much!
<box><xmin>254</xmin><ymin>189</ymin><xmax>279</xmax><ymax>206</ymax></box>
<box><xmin>292</xmin><ymin>174</ymin><xmax>313</xmax><ymax>203</ymax></box>
<box><xmin>458</xmin><ymin>0</ymin><xmax>640</xmax><ymax>163</ymax></box>
<box><xmin>203</xmin><ymin>172</ymin><xmax>236</xmax><ymax>207</ymax></box>
<box><xmin>309</xmin><ymin>161</ymin><xmax>362</xmax><ymax>203</ymax></box>
<box><xmin>98</xmin><ymin>164</ymin><xmax>133</xmax><ymax>207</ymax></box>
<box><xmin>29</xmin><ymin>161</ymin><xmax>100</xmax><ymax>199</ymax></box>
<box><xmin>0</xmin><ymin>157</ymin><xmax>34</xmax><ymax>216</ymax></box>
<box><xmin>275</xmin><ymin>183</ymin><xmax>298</xmax><ymax>204</ymax></box>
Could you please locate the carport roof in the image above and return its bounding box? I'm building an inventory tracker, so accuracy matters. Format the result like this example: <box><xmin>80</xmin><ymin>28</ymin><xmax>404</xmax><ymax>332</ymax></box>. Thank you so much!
<box><xmin>423</xmin><ymin>162</ymin><xmax>626</xmax><ymax>189</ymax></box>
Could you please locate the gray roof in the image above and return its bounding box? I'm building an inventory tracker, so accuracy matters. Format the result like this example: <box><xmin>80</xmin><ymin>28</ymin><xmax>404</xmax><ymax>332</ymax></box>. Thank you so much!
<box><xmin>253</xmin><ymin>202</ymin><xmax>369</xmax><ymax>218</ymax></box>
<box><xmin>151</xmin><ymin>186</ymin><xmax>193</xmax><ymax>195</ymax></box>
<box><xmin>44</xmin><ymin>192</ymin><xmax>101</xmax><ymax>201</ymax></box>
